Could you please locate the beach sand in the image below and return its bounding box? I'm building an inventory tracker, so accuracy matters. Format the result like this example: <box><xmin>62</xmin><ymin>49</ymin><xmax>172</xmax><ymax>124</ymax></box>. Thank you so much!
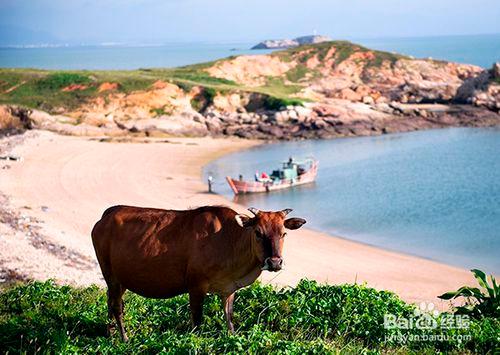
<box><xmin>0</xmin><ymin>131</ymin><xmax>475</xmax><ymax>306</ymax></box>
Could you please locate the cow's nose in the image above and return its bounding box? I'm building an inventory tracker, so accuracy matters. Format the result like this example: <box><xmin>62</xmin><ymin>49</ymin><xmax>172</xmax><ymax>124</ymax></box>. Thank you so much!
<box><xmin>265</xmin><ymin>257</ymin><xmax>283</xmax><ymax>271</ymax></box>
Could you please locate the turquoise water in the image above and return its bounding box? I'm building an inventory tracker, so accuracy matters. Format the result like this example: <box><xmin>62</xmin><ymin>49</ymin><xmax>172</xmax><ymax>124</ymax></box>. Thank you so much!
<box><xmin>0</xmin><ymin>34</ymin><xmax>498</xmax><ymax>69</ymax></box>
<box><xmin>204</xmin><ymin>128</ymin><xmax>500</xmax><ymax>274</ymax></box>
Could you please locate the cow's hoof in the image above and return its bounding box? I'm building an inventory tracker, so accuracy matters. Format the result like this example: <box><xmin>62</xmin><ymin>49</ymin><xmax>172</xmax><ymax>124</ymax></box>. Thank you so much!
<box><xmin>106</xmin><ymin>324</ymin><xmax>115</xmax><ymax>337</ymax></box>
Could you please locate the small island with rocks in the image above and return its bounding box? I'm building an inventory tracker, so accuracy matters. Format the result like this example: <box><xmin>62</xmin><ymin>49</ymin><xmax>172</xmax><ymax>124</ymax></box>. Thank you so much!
<box><xmin>251</xmin><ymin>35</ymin><xmax>332</xmax><ymax>49</ymax></box>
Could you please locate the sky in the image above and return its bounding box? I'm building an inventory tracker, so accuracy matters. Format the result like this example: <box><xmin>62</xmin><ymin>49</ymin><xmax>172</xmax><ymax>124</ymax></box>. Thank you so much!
<box><xmin>1</xmin><ymin>0</ymin><xmax>500</xmax><ymax>45</ymax></box>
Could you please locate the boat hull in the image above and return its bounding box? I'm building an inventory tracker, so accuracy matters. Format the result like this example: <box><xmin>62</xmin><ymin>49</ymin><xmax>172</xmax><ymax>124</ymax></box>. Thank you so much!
<box><xmin>226</xmin><ymin>161</ymin><xmax>318</xmax><ymax>195</ymax></box>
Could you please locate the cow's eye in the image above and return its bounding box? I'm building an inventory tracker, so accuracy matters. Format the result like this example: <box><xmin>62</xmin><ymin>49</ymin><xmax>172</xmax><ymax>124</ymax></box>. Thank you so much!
<box><xmin>281</xmin><ymin>232</ymin><xmax>287</xmax><ymax>239</ymax></box>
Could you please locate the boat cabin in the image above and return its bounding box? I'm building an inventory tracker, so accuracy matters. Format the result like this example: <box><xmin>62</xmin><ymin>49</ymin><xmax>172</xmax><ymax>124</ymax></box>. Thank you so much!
<box><xmin>270</xmin><ymin>158</ymin><xmax>310</xmax><ymax>181</ymax></box>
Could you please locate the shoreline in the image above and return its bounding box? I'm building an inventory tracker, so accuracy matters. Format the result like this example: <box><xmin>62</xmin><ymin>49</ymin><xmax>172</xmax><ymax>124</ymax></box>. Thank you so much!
<box><xmin>0</xmin><ymin>130</ymin><xmax>476</xmax><ymax>307</ymax></box>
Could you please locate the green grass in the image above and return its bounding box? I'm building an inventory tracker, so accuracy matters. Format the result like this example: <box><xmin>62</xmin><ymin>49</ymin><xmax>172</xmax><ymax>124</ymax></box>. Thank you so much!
<box><xmin>253</xmin><ymin>76</ymin><xmax>304</xmax><ymax>100</ymax></box>
<box><xmin>285</xmin><ymin>66</ymin><xmax>310</xmax><ymax>82</ymax></box>
<box><xmin>0</xmin><ymin>280</ymin><xmax>497</xmax><ymax>354</ymax></box>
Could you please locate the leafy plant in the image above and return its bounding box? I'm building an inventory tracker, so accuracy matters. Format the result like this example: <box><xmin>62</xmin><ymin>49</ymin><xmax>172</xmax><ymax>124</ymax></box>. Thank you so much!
<box><xmin>439</xmin><ymin>269</ymin><xmax>499</xmax><ymax>318</ymax></box>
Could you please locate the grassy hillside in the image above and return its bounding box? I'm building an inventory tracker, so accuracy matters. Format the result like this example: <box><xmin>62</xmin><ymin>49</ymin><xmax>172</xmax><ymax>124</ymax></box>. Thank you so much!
<box><xmin>0</xmin><ymin>280</ymin><xmax>497</xmax><ymax>354</ymax></box>
<box><xmin>272</xmin><ymin>40</ymin><xmax>406</xmax><ymax>67</ymax></box>
<box><xmin>0</xmin><ymin>65</ymin><xmax>240</xmax><ymax>112</ymax></box>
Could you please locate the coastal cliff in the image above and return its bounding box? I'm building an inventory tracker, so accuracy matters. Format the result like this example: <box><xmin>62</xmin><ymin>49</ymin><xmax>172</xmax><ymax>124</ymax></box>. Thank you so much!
<box><xmin>1</xmin><ymin>41</ymin><xmax>499</xmax><ymax>139</ymax></box>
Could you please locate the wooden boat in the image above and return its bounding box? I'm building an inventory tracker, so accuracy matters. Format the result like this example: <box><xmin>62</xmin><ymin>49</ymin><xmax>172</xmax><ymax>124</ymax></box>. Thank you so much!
<box><xmin>226</xmin><ymin>158</ymin><xmax>318</xmax><ymax>195</ymax></box>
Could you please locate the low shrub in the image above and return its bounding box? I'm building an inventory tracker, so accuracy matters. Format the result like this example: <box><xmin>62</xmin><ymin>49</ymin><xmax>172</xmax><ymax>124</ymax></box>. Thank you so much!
<box><xmin>264</xmin><ymin>96</ymin><xmax>304</xmax><ymax>110</ymax></box>
<box><xmin>36</xmin><ymin>73</ymin><xmax>92</xmax><ymax>90</ymax></box>
<box><xmin>191</xmin><ymin>87</ymin><xmax>217</xmax><ymax>112</ymax></box>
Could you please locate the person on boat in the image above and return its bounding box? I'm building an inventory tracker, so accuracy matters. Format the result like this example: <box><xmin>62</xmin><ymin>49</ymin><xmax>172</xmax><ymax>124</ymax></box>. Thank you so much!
<box><xmin>255</xmin><ymin>171</ymin><xmax>271</xmax><ymax>182</ymax></box>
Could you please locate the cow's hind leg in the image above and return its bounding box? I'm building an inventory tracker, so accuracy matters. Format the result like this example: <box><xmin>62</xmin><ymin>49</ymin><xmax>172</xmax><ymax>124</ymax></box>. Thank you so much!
<box><xmin>107</xmin><ymin>283</ymin><xmax>128</xmax><ymax>342</ymax></box>
<box><xmin>221</xmin><ymin>293</ymin><xmax>235</xmax><ymax>333</ymax></box>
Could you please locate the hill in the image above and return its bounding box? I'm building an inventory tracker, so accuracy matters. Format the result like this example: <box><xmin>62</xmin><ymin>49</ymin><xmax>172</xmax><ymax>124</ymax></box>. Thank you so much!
<box><xmin>1</xmin><ymin>41</ymin><xmax>499</xmax><ymax>139</ymax></box>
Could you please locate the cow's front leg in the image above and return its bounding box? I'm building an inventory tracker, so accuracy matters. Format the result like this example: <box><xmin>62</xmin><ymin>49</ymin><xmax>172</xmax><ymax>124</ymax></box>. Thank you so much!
<box><xmin>189</xmin><ymin>288</ymin><xmax>207</xmax><ymax>328</ymax></box>
<box><xmin>221</xmin><ymin>293</ymin><xmax>235</xmax><ymax>333</ymax></box>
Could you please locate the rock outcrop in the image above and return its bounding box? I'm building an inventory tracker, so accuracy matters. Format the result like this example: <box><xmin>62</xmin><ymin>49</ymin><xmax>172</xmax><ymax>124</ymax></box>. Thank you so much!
<box><xmin>456</xmin><ymin>62</ymin><xmax>500</xmax><ymax>112</ymax></box>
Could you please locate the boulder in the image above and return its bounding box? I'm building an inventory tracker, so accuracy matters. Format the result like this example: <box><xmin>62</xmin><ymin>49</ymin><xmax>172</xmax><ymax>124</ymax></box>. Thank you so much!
<box><xmin>312</xmin><ymin>118</ymin><xmax>328</xmax><ymax>130</ymax></box>
<box><xmin>205</xmin><ymin>117</ymin><xmax>223</xmax><ymax>135</ymax></box>
<box><xmin>493</xmin><ymin>62</ymin><xmax>500</xmax><ymax>79</ymax></box>
<box><xmin>0</xmin><ymin>105</ymin><xmax>22</xmax><ymax>131</ymax></box>
<box><xmin>287</xmin><ymin>109</ymin><xmax>298</xmax><ymax>120</ymax></box>
<box><xmin>339</xmin><ymin>88</ymin><xmax>362</xmax><ymax>102</ymax></box>
<box><xmin>362</xmin><ymin>96</ymin><xmax>375</xmax><ymax>105</ymax></box>
<box><xmin>273</xmin><ymin>111</ymin><xmax>289</xmax><ymax>123</ymax></box>
<box><xmin>294</xmin><ymin>106</ymin><xmax>312</xmax><ymax>118</ymax></box>
<box><xmin>127</xmin><ymin>115</ymin><xmax>208</xmax><ymax>136</ymax></box>
<box><xmin>258</xmin><ymin>124</ymin><xmax>284</xmax><ymax>138</ymax></box>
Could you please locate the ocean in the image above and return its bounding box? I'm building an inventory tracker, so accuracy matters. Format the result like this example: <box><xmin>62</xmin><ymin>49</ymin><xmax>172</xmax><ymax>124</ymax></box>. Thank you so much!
<box><xmin>0</xmin><ymin>34</ymin><xmax>499</xmax><ymax>70</ymax></box>
<box><xmin>204</xmin><ymin>128</ymin><xmax>500</xmax><ymax>274</ymax></box>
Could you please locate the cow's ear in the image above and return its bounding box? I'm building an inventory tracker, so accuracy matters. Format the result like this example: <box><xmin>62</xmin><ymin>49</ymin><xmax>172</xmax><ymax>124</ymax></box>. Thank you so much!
<box><xmin>284</xmin><ymin>217</ymin><xmax>306</xmax><ymax>230</ymax></box>
<box><xmin>235</xmin><ymin>214</ymin><xmax>254</xmax><ymax>228</ymax></box>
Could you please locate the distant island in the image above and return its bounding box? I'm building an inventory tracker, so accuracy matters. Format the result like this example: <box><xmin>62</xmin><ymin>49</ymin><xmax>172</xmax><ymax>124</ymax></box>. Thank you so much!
<box><xmin>251</xmin><ymin>35</ymin><xmax>332</xmax><ymax>49</ymax></box>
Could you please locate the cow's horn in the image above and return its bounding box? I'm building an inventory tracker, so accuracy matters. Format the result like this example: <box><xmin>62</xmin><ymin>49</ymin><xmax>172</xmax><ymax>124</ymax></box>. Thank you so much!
<box><xmin>280</xmin><ymin>208</ymin><xmax>293</xmax><ymax>216</ymax></box>
<box><xmin>248</xmin><ymin>207</ymin><xmax>261</xmax><ymax>216</ymax></box>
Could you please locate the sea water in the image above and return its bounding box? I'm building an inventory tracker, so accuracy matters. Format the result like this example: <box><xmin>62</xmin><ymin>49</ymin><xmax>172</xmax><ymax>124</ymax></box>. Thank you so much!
<box><xmin>0</xmin><ymin>34</ymin><xmax>498</xmax><ymax>69</ymax></box>
<box><xmin>204</xmin><ymin>128</ymin><xmax>500</xmax><ymax>274</ymax></box>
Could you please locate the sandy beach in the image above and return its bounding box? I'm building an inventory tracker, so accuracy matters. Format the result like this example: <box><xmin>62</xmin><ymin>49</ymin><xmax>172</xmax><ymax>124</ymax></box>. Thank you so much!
<box><xmin>0</xmin><ymin>131</ymin><xmax>475</xmax><ymax>306</ymax></box>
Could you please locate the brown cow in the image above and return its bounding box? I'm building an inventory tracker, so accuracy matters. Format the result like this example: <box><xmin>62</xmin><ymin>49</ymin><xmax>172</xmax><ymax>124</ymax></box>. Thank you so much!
<box><xmin>91</xmin><ymin>205</ymin><xmax>306</xmax><ymax>340</ymax></box>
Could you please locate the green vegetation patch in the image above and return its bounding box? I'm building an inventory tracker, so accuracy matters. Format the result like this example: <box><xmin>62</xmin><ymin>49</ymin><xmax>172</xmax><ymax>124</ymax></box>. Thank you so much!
<box><xmin>0</xmin><ymin>279</ymin><xmax>497</xmax><ymax>354</ymax></box>
<box><xmin>250</xmin><ymin>76</ymin><xmax>304</xmax><ymax>103</ymax></box>
<box><xmin>285</xmin><ymin>65</ymin><xmax>310</xmax><ymax>82</ymax></box>
<box><xmin>264</xmin><ymin>96</ymin><xmax>304</xmax><ymax>110</ymax></box>
<box><xmin>36</xmin><ymin>72</ymin><xmax>92</xmax><ymax>90</ymax></box>
<box><xmin>191</xmin><ymin>87</ymin><xmax>217</xmax><ymax>112</ymax></box>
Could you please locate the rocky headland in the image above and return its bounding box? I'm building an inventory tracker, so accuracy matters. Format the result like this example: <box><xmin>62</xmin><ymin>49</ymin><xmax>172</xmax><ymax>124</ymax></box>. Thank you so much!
<box><xmin>1</xmin><ymin>41</ymin><xmax>499</xmax><ymax>139</ymax></box>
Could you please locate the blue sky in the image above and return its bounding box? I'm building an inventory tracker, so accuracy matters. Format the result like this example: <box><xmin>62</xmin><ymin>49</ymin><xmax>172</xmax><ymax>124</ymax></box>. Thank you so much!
<box><xmin>1</xmin><ymin>0</ymin><xmax>500</xmax><ymax>44</ymax></box>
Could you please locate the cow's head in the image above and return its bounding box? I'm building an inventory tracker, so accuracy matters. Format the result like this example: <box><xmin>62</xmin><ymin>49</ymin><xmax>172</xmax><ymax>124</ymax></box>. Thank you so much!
<box><xmin>235</xmin><ymin>207</ymin><xmax>306</xmax><ymax>272</ymax></box>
